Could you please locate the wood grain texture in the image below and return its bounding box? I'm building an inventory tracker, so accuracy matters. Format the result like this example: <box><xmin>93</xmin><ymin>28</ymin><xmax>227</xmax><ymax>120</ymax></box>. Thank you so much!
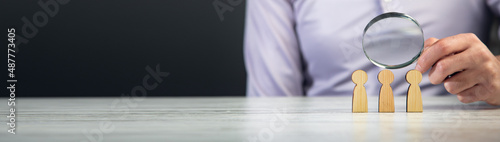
<box><xmin>378</xmin><ymin>70</ymin><xmax>395</xmax><ymax>112</ymax></box>
<box><xmin>0</xmin><ymin>97</ymin><xmax>500</xmax><ymax>142</ymax></box>
<box><xmin>407</xmin><ymin>70</ymin><xmax>423</xmax><ymax>112</ymax></box>
<box><xmin>352</xmin><ymin>70</ymin><xmax>368</xmax><ymax>113</ymax></box>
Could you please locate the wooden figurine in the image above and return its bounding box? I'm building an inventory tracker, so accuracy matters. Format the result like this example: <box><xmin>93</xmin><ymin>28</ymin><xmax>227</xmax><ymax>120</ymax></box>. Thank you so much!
<box><xmin>352</xmin><ymin>70</ymin><xmax>368</xmax><ymax>113</ymax></box>
<box><xmin>406</xmin><ymin>70</ymin><xmax>423</xmax><ymax>112</ymax></box>
<box><xmin>378</xmin><ymin>70</ymin><xmax>394</xmax><ymax>112</ymax></box>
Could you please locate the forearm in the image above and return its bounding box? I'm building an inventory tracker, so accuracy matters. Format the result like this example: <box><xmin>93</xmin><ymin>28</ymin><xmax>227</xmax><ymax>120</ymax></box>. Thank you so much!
<box><xmin>245</xmin><ymin>0</ymin><xmax>303</xmax><ymax>97</ymax></box>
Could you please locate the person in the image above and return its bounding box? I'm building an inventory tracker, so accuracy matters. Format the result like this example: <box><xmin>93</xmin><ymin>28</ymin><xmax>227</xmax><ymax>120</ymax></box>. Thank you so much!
<box><xmin>244</xmin><ymin>0</ymin><xmax>500</xmax><ymax>106</ymax></box>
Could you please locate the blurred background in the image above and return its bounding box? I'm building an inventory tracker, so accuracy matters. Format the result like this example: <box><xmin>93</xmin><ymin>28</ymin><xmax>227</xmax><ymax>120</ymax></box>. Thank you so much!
<box><xmin>1</xmin><ymin>0</ymin><xmax>247</xmax><ymax>97</ymax></box>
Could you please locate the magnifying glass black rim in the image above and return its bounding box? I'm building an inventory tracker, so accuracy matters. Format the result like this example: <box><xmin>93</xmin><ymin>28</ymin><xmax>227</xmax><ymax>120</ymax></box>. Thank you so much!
<box><xmin>362</xmin><ymin>12</ymin><xmax>424</xmax><ymax>69</ymax></box>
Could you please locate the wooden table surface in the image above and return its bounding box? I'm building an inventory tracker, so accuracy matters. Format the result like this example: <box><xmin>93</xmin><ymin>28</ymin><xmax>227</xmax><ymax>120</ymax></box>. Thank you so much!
<box><xmin>1</xmin><ymin>96</ymin><xmax>499</xmax><ymax>142</ymax></box>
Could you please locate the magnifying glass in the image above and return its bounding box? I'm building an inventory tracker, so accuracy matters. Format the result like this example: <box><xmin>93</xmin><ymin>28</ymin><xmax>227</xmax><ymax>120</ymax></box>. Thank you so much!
<box><xmin>362</xmin><ymin>12</ymin><xmax>424</xmax><ymax>69</ymax></box>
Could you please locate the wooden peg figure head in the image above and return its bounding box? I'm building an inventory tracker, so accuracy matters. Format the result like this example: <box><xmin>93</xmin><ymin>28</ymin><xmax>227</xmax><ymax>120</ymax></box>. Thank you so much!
<box><xmin>378</xmin><ymin>70</ymin><xmax>394</xmax><ymax>84</ymax></box>
<box><xmin>352</xmin><ymin>70</ymin><xmax>368</xmax><ymax>85</ymax></box>
<box><xmin>406</xmin><ymin>70</ymin><xmax>422</xmax><ymax>84</ymax></box>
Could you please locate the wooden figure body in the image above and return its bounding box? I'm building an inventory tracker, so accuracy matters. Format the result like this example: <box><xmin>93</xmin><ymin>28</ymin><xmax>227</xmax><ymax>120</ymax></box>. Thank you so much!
<box><xmin>406</xmin><ymin>70</ymin><xmax>423</xmax><ymax>112</ymax></box>
<box><xmin>378</xmin><ymin>70</ymin><xmax>394</xmax><ymax>112</ymax></box>
<box><xmin>352</xmin><ymin>70</ymin><xmax>368</xmax><ymax>113</ymax></box>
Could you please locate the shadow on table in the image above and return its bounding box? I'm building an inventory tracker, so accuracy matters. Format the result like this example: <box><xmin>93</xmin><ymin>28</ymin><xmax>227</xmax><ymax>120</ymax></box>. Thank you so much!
<box><xmin>424</xmin><ymin>101</ymin><xmax>500</xmax><ymax>110</ymax></box>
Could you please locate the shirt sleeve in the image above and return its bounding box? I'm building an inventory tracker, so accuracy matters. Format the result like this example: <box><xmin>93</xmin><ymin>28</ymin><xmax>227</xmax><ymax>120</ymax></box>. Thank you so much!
<box><xmin>244</xmin><ymin>0</ymin><xmax>304</xmax><ymax>97</ymax></box>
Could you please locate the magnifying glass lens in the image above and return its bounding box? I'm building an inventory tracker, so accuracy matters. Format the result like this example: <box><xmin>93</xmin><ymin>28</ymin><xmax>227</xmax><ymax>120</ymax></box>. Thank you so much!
<box><xmin>362</xmin><ymin>12</ymin><xmax>424</xmax><ymax>69</ymax></box>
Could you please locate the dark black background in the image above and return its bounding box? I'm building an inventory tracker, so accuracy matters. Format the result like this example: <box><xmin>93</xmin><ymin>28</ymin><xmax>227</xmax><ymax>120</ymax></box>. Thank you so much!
<box><xmin>1</xmin><ymin>0</ymin><xmax>247</xmax><ymax>97</ymax></box>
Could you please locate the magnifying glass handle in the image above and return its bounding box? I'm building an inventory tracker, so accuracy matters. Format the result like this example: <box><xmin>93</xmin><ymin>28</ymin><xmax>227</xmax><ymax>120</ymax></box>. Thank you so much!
<box><xmin>447</xmin><ymin>71</ymin><xmax>461</xmax><ymax>79</ymax></box>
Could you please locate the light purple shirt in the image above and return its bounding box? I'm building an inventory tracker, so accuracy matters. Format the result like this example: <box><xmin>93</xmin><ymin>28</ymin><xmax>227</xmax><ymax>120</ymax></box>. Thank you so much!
<box><xmin>244</xmin><ymin>0</ymin><xmax>500</xmax><ymax>97</ymax></box>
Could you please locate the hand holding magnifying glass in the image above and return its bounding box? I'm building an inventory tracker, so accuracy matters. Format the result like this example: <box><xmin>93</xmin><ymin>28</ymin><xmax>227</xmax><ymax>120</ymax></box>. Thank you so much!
<box><xmin>416</xmin><ymin>34</ymin><xmax>500</xmax><ymax>106</ymax></box>
<box><xmin>362</xmin><ymin>12</ymin><xmax>500</xmax><ymax>105</ymax></box>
